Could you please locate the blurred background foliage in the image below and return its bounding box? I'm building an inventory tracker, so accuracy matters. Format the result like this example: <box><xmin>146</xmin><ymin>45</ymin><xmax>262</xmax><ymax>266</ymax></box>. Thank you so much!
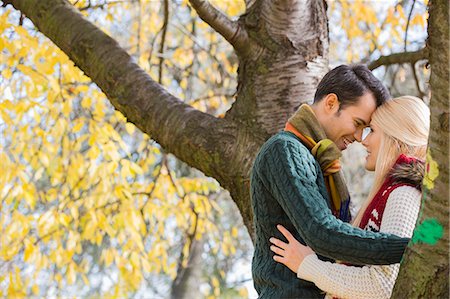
<box><xmin>0</xmin><ymin>0</ymin><xmax>428</xmax><ymax>297</ymax></box>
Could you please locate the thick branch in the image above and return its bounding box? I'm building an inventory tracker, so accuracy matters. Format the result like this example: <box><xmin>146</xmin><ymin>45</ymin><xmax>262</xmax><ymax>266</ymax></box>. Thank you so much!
<box><xmin>188</xmin><ymin>0</ymin><xmax>259</xmax><ymax>57</ymax></box>
<box><xmin>368</xmin><ymin>48</ymin><xmax>429</xmax><ymax>70</ymax></box>
<box><xmin>4</xmin><ymin>0</ymin><xmax>261</xmax><ymax>197</ymax></box>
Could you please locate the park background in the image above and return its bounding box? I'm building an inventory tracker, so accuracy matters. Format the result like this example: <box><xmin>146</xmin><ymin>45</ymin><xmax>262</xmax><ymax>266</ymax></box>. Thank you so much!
<box><xmin>0</xmin><ymin>0</ymin><xmax>448</xmax><ymax>298</ymax></box>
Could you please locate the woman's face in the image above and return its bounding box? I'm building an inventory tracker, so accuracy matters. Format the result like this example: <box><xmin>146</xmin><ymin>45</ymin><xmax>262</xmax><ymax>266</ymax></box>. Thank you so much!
<box><xmin>362</xmin><ymin>122</ymin><xmax>382</xmax><ymax>171</ymax></box>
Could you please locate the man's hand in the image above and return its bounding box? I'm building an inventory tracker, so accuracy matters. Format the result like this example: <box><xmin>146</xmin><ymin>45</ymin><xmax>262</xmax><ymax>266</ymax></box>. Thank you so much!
<box><xmin>269</xmin><ymin>224</ymin><xmax>315</xmax><ymax>273</ymax></box>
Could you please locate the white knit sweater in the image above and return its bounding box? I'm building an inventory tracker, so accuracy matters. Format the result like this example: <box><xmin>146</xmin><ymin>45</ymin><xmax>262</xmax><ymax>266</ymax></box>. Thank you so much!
<box><xmin>297</xmin><ymin>186</ymin><xmax>421</xmax><ymax>299</ymax></box>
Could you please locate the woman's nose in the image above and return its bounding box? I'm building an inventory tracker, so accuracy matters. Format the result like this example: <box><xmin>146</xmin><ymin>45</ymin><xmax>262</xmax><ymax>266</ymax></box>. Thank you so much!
<box><xmin>362</xmin><ymin>136</ymin><xmax>369</xmax><ymax>147</ymax></box>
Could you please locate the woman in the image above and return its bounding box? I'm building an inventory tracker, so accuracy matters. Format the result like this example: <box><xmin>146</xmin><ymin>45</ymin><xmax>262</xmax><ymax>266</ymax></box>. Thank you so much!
<box><xmin>269</xmin><ymin>96</ymin><xmax>429</xmax><ymax>299</ymax></box>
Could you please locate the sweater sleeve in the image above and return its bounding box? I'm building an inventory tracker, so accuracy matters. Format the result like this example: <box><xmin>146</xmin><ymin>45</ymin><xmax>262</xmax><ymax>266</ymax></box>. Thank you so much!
<box><xmin>296</xmin><ymin>186</ymin><xmax>421</xmax><ymax>299</ymax></box>
<box><xmin>258</xmin><ymin>139</ymin><xmax>409</xmax><ymax>264</ymax></box>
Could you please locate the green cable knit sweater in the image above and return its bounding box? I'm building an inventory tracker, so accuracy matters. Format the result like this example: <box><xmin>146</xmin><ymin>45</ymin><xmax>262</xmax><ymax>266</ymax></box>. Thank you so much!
<box><xmin>251</xmin><ymin>131</ymin><xmax>409</xmax><ymax>298</ymax></box>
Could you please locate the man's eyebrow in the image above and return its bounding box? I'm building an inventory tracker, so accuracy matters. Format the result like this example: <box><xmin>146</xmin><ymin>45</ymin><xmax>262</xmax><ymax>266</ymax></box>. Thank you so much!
<box><xmin>355</xmin><ymin>118</ymin><xmax>368</xmax><ymax>126</ymax></box>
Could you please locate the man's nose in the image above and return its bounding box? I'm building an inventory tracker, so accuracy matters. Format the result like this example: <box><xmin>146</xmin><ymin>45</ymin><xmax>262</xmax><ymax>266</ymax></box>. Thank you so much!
<box><xmin>354</xmin><ymin>127</ymin><xmax>363</xmax><ymax>142</ymax></box>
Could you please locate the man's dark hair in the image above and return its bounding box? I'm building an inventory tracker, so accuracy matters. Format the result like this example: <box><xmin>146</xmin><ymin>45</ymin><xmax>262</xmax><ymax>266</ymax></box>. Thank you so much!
<box><xmin>313</xmin><ymin>64</ymin><xmax>390</xmax><ymax>109</ymax></box>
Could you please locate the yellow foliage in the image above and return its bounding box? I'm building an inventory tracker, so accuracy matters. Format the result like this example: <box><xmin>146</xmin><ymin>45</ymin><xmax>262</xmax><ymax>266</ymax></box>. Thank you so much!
<box><xmin>209</xmin><ymin>0</ymin><xmax>245</xmax><ymax>17</ymax></box>
<box><xmin>332</xmin><ymin>1</ymin><xmax>427</xmax><ymax>64</ymax></box>
<box><xmin>411</xmin><ymin>13</ymin><xmax>427</xmax><ymax>27</ymax></box>
<box><xmin>2</xmin><ymin>68</ymin><xmax>12</xmax><ymax>79</ymax></box>
<box><xmin>67</xmin><ymin>262</ymin><xmax>77</xmax><ymax>284</ymax></box>
<box><xmin>231</xmin><ymin>227</ymin><xmax>238</xmax><ymax>238</ymax></box>
<box><xmin>1</xmin><ymin>1</ymin><xmax>236</xmax><ymax>296</ymax></box>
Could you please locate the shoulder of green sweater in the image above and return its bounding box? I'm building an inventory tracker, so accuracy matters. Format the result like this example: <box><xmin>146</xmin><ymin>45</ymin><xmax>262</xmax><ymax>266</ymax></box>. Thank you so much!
<box><xmin>253</xmin><ymin>131</ymin><xmax>318</xmax><ymax>179</ymax></box>
<box><xmin>258</xmin><ymin>131</ymin><xmax>312</xmax><ymax>158</ymax></box>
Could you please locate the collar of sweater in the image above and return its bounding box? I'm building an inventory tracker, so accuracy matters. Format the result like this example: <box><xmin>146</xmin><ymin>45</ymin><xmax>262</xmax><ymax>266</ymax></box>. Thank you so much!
<box><xmin>388</xmin><ymin>154</ymin><xmax>425</xmax><ymax>190</ymax></box>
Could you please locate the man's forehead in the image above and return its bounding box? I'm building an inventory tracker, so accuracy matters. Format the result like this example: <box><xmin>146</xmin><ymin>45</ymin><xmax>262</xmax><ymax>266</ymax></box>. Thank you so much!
<box><xmin>345</xmin><ymin>104</ymin><xmax>375</xmax><ymax>123</ymax></box>
<box><xmin>350</xmin><ymin>94</ymin><xmax>377</xmax><ymax>124</ymax></box>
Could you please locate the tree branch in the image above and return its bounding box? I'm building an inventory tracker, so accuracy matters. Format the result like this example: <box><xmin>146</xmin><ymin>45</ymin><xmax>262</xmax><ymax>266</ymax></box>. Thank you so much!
<box><xmin>404</xmin><ymin>0</ymin><xmax>417</xmax><ymax>51</ymax></box>
<box><xmin>188</xmin><ymin>0</ymin><xmax>258</xmax><ymax>58</ymax></box>
<box><xmin>158</xmin><ymin>0</ymin><xmax>169</xmax><ymax>83</ymax></box>
<box><xmin>4</xmin><ymin>0</ymin><xmax>261</xmax><ymax>198</ymax></box>
<box><xmin>136</xmin><ymin>0</ymin><xmax>142</xmax><ymax>57</ymax></box>
<box><xmin>368</xmin><ymin>48</ymin><xmax>429</xmax><ymax>70</ymax></box>
<box><xmin>77</xmin><ymin>0</ymin><xmax>128</xmax><ymax>11</ymax></box>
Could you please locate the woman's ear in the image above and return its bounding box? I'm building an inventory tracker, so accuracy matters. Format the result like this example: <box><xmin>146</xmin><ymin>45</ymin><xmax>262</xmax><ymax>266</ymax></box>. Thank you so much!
<box><xmin>323</xmin><ymin>93</ymin><xmax>340</xmax><ymax>114</ymax></box>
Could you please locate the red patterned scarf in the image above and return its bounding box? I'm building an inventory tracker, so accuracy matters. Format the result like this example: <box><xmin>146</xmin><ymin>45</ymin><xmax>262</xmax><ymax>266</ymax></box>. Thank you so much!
<box><xmin>359</xmin><ymin>154</ymin><xmax>423</xmax><ymax>230</ymax></box>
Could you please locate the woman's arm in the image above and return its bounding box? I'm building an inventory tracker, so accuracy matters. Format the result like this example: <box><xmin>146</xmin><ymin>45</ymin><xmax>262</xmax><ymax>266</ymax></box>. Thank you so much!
<box><xmin>271</xmin><ymin>186</ymin><xmax>421</xmax><ymax>299</ymax></box>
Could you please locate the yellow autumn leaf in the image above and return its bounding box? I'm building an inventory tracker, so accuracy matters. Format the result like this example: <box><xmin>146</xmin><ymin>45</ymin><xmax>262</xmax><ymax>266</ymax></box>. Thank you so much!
<box><xmin>70</xmin><ymin>206</ymin><xmax>79</xmax><ymax>221</ymax></box>
<box><xmin>231</xmin><ymin>227</ymin><xmax>238</xmax><ymax>238</ymax></box>
<box><xmin>67</xmin><ymin>262</ymin><xmax>76</xmax><ymax>285</ymax></box>
<box><xmin>31</xmin><ymin>284</ymin><xmax>39</xmax><ymax>295</ymax></box>
<box><xmin>35</xmin><ymin>60</ymin><xmax>55</xmax><ymax>76</ymax></box>
<box><xmin>411</xmin><ymin>13</ymin><xmax>426</xmax><ymax>27</ymax></box>
<box><xmin>66</xmin><ymin>231</ymin><xmax>78</xmax><ymax>251</ymax></box>
<box><xmin>397</xmin><ymin>5</ymin><xmax>406</xmax><ymax>20</ymax></box>
<box><xmin>130</xmin><ymin>251</ymin><xmax>140</xmax><ymax>269</ymax></box>
<box><xmin>211</xmin><ymin>276</ymin><xmax>220</xmax><ymax>288</ymax></box>
<box><xmin>125</xmin><ymin>122</ymin><xmax>135</xmax><ymax>135</ymax></box>
<box><xmin>59</xmin><ymin>213</ymin><xmax>71</xmax><ymax>228</ymax></box>
<box><xmin>72</xmin><ymin>119</ymin><xmax>85</xmax><ymax>133</ymax></box>
<box><xmin>2</xmin><ymin>68</ymin><xmax>12</xmax><ymax>79</ymax></box>
<box><xmin>238</xmin><ymin>287</ymin><xmax>249</xmax><ymax>297</ymax></box>
<box><xmin>221</xmin><ymin>242</ymin><xmax>229</xmax><ymax>256</ymax></box>
<box><xmin>423</xmin><ymin>150</ymin><xmax>439</xmax><ymax>190</ymax></box>
<box><xmin>23</xmin><ymin>240</ymin><xmax>35</xmax><ymax>262</ymax></box>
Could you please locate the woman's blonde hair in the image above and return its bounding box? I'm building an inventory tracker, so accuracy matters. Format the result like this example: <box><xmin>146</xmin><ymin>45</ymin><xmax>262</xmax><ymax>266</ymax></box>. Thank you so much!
<box><xmin>353</xmin><ymin>96</ymin><xmax>430</xmax><ymax>227</ymax></box>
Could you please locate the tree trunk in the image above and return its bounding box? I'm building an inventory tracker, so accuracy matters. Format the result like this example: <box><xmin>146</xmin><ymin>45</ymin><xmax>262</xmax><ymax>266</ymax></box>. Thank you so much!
<box><xmin>227</xmin><ymin>0</ymin><xmax>328</xmax><ymax>135</ymax></box>
<box><xmin>391</xmin><ymin>0</ymin><xmax>449</xmax><ymax>297</ymax></box>
<box><xmin>4</xmin><ymin>0</ymin><xmax>328</xmax><ymax>240</ymax></box>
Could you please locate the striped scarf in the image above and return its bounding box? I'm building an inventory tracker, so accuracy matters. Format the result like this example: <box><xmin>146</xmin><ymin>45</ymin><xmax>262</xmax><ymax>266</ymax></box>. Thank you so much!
<box><xmin>284</xmin><ymin>104</ymin><xmax>351</xmax><ymax>222</ymax></box>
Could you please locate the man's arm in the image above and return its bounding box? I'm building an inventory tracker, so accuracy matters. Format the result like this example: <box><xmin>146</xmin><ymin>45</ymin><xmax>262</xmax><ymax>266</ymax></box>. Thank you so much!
<box><xmin>257</xmin><ymin>138</ymin><xmax>408</xmax><ymax>264</ymax></box>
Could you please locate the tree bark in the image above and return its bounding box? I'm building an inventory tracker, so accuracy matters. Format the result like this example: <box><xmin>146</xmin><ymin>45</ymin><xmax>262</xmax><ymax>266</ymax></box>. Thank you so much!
<box><xmin>4</xmin><ymin>0</ymin><xmax>329</xmax><ymax>240</ymax></box>
<box><xmin>226</xmin><ymin>0</ymin><xmax>328</xmax><ymax>136</ymax></box>
<box><xmin>391</xmin><ymin>0</ymin><xmax>449</xmax><ymax>297</ymax></box>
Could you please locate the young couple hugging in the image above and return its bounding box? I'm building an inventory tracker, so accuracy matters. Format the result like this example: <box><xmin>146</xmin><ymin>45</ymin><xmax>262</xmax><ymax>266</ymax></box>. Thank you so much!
<box><xmin>251</xmin><ymin>64</ymin><xmax>429</xmax><ymax>299</ymax></box>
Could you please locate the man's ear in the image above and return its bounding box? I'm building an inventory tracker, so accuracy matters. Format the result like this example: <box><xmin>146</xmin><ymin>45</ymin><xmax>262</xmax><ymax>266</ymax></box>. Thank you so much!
<box><xmin>323</xmin><ymin>93</ymin><xmax>340</xmax><ymax>114</ymax></box>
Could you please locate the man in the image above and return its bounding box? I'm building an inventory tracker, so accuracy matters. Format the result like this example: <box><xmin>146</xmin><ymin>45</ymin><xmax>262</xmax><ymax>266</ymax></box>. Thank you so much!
<box><xmin>250</xmin><ymin>65</ymin><xmax>409</xmax><ymax>298</ymax></box>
